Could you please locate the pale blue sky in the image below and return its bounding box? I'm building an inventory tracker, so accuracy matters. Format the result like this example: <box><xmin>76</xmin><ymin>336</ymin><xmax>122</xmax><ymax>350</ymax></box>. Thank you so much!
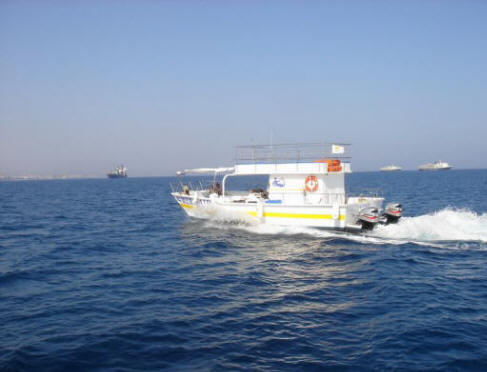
<box><xmin>1</xmin><ymin>0</ymin><xmax>486</xmax><ymax>176</ymax></box>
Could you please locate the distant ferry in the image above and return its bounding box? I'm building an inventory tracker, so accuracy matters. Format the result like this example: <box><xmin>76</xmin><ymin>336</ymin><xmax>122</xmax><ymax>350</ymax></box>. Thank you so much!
<box><xmin>380</xmin><ymin>165</ymin><xmax>402</xmax><ymax>172</ymax></box>
<box><xmin>107</xmin><ymin>165</ymin><xmax>127</xmax><ymax>178</ymax></box>
<box><xmin>418</xmin><ymin>161</ymin><xmax>451</xmax><ymax>171</ymax></box>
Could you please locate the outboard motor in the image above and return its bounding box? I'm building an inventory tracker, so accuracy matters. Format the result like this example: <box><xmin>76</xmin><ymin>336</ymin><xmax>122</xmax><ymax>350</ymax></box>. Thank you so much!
<box><xmin>358</xmin><ymin>207</ymin><xmax>383</xmax><ymax>230</ymax></box>
<box><xmin>385</xmin><ymin>203</ymin><xmax>402</xmax><ymax>224</ymax></box>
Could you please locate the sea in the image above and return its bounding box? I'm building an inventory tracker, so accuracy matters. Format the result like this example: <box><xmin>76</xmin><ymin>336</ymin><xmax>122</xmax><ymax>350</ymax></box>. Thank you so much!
<box><xmin>1</xmin><ymin>170</ymin><xmax>487</xmax><ymax>371</ymax></box>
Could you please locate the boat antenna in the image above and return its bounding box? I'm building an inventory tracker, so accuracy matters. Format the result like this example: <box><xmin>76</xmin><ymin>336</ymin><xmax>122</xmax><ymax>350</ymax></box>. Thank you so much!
<box><xmin>270</xmin><ymin>129</ymin><xmax>274</xmax><ymax>162</ymax></box>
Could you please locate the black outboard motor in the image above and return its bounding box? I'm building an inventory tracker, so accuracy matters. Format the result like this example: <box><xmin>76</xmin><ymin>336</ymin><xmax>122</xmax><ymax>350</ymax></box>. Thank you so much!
<box><xmin>385</xmin><ymin>203</ymin><xmax>402</xmax><ymax>224</ymax></box>
<box><xmin>358</xmin><ymin>207</ymin><xmax>384</xmax><ymax>230</ymax></box>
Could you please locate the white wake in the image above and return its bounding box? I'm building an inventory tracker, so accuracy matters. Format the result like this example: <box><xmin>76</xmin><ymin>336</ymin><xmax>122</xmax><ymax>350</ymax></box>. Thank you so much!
<box><xmin>195</xmin><ymin>208</ymin><xmax>487</xmax><ymax>248</ymax></box>
<box><xmin>372</xmin><ymin>208</ymin><xmax>487</xmax><ymax>243</ymax></box>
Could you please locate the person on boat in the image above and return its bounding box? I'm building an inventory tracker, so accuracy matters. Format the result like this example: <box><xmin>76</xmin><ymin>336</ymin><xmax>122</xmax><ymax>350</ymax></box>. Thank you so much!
<box><xmin>183</xmin><ymin>185</ymin><xmax>190</xmax><ymax>195</ymax></box>
<box><xmin>215</xmin><ymin>182</ymin><xmax>222</xmax><ymax>196</ymax></box>
<box><xmin>249</xmin><ymin>188</ymin><xmax>268</xmax><ymax>199</ymax></box>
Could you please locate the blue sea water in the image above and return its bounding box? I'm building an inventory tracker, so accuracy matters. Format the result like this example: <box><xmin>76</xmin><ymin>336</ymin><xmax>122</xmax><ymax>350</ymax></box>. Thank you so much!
<box><xmin>1</xmin><ymin>170</ymin><xmax>487</xmax><ymax>371</ymax></box>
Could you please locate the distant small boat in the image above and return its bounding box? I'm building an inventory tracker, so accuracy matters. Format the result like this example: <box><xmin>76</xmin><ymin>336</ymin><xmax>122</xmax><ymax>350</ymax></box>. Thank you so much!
<box><xmin>380</xmin><ymin>165</ymin><xmax>402</xmax><ymax>172</ymax></box>
<box><xmin>107</xmin><ymin>165</ymin><xmax>127</xmax><ymax>178</ymax></box>
<box><xmin>418</xmin><ymin>161</ymin><xmax>451</xmax><ymax>171</ymax></box>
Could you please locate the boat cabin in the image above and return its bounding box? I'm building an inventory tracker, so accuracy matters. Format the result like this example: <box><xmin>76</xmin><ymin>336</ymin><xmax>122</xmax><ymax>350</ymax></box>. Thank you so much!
<box><xmin>219</xmin><ymin>143</ymin><xmax>351</xmax><ymax>205</ymax></box>
<box><xmin>222</xmin><ymin>161</ymin><xmax>351</xmax><ymax>206</ymax></box>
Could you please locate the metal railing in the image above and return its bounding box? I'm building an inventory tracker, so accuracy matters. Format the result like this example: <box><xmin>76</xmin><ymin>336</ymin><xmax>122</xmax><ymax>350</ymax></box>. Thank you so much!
<box><xmin>347</xmin><ymin>188</ymin><xmax>383</xmax><ymax>198</ymax></box>
<box><xmin>235</xmin><ymin>142</ymin><xmax>351</xmax><ymax>164</ymax></box>
<box><xmin>171</xmin><ymin>179</ymin><xmax>347</xmax><ymax>205</ymax></box>
<box><xmin>170</xmin><ymin>179</ymin><xmax>216</xmax><ymax>194</ymax></box>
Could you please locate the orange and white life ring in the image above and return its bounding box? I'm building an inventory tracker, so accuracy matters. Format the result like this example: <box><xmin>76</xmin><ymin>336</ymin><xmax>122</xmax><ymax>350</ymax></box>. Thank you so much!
<box><xmin>305</xmin><ymin>175</ymin><xmax>318</xmax><ymax>192</ymax></box>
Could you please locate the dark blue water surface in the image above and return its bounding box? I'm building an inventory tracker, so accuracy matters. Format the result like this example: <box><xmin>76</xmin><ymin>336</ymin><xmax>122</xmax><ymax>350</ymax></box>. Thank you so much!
<box><xmin>1</xmin><ymin>170</ymin><xmax>487</xmax><ymax>371</ymax></box>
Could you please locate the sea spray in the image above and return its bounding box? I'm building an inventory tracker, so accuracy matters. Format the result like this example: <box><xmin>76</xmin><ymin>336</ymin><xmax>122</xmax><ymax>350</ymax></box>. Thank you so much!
<box><xmin>372</xmin><ymin>208</ymin><xmax>487</xmax><ymax>243</ymax></box>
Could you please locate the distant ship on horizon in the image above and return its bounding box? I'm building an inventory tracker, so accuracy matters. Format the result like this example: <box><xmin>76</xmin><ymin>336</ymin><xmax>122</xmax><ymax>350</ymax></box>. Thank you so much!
<box><xmin>418</xmin><ymin>161</ymin><xmax>451</xmax><ymax>171</ymax></box>
<box><xmin>380</xmin><ymin>164</ymin><xmax>402</xmax><ymax>172</ymax></box>
<box><xmin>107</xmin><ymin>165</ymin><xmax>127</xmax><ymax>178</ymax></box>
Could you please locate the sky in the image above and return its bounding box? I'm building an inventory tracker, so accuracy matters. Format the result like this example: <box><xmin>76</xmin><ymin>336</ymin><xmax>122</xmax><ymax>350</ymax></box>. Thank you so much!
<box><xmin>1</xmin><ymin>0</ymin><xmax>486</xmax><ymax>177</ymax></box>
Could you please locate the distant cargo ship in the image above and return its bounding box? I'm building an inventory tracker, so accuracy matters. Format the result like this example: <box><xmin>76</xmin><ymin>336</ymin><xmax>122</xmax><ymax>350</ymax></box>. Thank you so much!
<box><xmin>107</xmin><ymin>165</ymin><xmax>127</xmax><ymax>178</ymax></box>
<box><xmin>418</xmin><ymin>161</ymin><xmax>451</xmax><ymax>171</ymax></box>
<box><xmin>380</xmin><ymin>165</ymin><xmax>402</xmax><ymax>172</ymax></box>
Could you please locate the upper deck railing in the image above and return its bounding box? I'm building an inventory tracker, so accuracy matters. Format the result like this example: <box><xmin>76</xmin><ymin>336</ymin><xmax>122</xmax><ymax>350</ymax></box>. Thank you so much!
<box><xmin>235</xmin><ymin>142</ymin><xmax>351</xmax><ymax>164</ymax></box>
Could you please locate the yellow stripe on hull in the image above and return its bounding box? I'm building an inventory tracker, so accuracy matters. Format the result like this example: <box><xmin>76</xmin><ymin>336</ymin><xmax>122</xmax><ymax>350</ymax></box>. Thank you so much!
<box><xmin>248</xmin><ymin>211</ymin><xmax>345</xmax><ymax>220</ymax></box>
<box><xmin>177</xmin><ymin>200</ymin><xmax>345</xmax><ymax>221</ymax></box>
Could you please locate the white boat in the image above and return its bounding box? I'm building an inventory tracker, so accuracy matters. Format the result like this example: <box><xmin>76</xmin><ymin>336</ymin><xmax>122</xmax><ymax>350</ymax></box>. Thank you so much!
<box><xmin>380</xmin><ymin>165</ymin><xmax>402</xmax><ymax>172</ymax></box>
<box><xmin>418</xmin><ymin>161</ymin><xmax>451</xmax><ymax>171</ymax></box>
<box><xmin>171</xmin><ymin>143</ymin><xmax>402</xmax><ymax>231</ymax></box>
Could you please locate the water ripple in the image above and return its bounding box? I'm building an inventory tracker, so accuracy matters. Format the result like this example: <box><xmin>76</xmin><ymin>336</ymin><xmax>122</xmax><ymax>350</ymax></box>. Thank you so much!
<box><xmin>1</xmin><ymin>173</ymin><xmax>487</xmax><ymax>370</ymax></box>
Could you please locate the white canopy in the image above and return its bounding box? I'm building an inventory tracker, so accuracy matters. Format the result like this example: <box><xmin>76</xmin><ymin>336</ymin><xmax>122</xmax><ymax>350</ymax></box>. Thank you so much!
<box><xmin>176</xmin><ymin>167</ymin><xmax>234</xmax><ymax>176</ymax></box>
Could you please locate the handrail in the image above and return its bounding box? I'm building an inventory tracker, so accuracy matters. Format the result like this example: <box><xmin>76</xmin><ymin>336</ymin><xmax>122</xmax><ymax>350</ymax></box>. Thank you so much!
<box><xmin>235</xmin><ymin>142</ymin><xmax>351</xmax><ymax>164</ymax></box>
<box><xmin>235</xmin><ymin>142</ymin><xmax>351</xmax><ymax>148</ymax></box>
<box><xmin>347</xmin><ymin>188</ymin><xmax>383</xmax><ymax>198</ymax></box>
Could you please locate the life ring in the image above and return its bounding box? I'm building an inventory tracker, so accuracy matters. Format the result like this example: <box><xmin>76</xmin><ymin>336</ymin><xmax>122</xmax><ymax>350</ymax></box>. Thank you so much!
<box><xmin>305</xmin><ymin>175</ymin><xmax>318</xmax><ymax>192</ymax></box>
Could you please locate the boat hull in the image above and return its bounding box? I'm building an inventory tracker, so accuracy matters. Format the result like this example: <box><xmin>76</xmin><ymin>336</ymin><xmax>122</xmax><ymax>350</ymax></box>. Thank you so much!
<box><xmin>418</xmin><ymin>167</ymin><xmax>451</xmax><ymax>171</ymax></box>
<box><xmin>172</xmin><ymin>192</ymin><xmax>383</xmax><ymax>230</ymax></box>
<box><xmin>107</xmin><ymin>174</ymin><xmax>127</xmax><ymax>178</ymax></box>
<box><xmin>380</xmin><ymin>166</ymin><xmax>402</xmax><ymax>172</ymax></box>
<box><xmin>418</xmin><ymin>161</ymin><xmax>451</xmax><ymax>171</ymax></box>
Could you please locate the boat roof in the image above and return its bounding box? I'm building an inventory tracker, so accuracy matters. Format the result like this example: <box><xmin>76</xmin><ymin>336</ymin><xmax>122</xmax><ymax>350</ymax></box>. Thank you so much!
<box><xmin>176</xmin><ymin>142</ymin><xmax>352</xmax><ymax>176</ymax></box>
<box><xmin>176</xmin><ymin>167</ymin><xmax>234</xmax><ymax>176</ymax></box>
